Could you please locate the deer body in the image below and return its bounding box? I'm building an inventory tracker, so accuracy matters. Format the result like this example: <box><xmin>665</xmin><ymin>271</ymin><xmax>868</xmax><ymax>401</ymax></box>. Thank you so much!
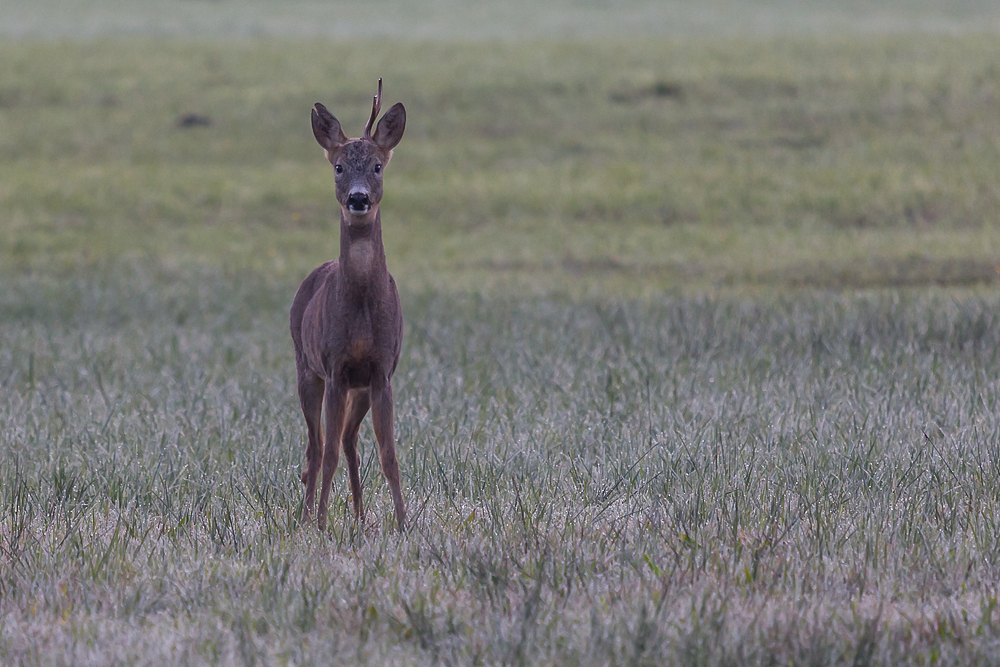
<box><xmin>290</xmin><ymin>80</ymin><xmax>407</xmax><ymax>532</ymax></box>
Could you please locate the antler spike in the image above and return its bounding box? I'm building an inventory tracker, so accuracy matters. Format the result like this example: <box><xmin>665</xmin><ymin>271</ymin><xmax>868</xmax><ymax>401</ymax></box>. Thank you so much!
<box><xmin>363</xmin><ymin>78</ymin><xmax>383</xmax><ymax>141</ymax></box>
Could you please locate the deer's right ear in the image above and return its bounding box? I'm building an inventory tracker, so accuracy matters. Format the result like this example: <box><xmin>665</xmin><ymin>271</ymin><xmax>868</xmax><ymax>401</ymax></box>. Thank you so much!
<box><xmin>312</xmin><ymin>102</ymin><xmax>349</xmax><ymax>150</ymax></box>
<box><xmin>372</xmin><ymin>103</ymin><xmax>406</xmax><ymax>152</ymax></box>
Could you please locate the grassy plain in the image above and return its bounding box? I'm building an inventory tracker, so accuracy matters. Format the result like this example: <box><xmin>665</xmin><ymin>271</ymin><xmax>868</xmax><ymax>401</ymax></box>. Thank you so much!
<box><xmin>3</xmin><ymin>36</ymin><xmax>1000</xmax><ymax>293</ymax></box>
<box><xmin>0</xmin><ymin>268</ymin><xmax>1000</xmax><ymax>664</ymax></box>
<box><xmin>5</xmin><ymin>0</ymin><xmax>1000</xmax><ymax>40</ymax></box>
<box><xmin>3</xmin><ymin>2</ymin><xmax>1000</xmax><ymax>664</ymax></box>
<box><xmin>3</xmin><ymin>269</ymin><xmax>1000</xmax><ymax>664</ymax></box>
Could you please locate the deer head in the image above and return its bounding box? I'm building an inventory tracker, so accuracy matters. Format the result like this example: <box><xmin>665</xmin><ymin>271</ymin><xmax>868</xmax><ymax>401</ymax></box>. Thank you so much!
<box><xmin>311</xmin><ymin>78</ymin><xmax>406</xmax><ymax>223</ymax></box>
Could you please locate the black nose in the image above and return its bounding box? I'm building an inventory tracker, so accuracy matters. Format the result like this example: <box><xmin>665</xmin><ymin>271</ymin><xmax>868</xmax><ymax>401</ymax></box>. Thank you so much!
<box><xmin>346</xmin><ymin>192</ymin><xmax>371</xmax><ymax>211</ymax></box>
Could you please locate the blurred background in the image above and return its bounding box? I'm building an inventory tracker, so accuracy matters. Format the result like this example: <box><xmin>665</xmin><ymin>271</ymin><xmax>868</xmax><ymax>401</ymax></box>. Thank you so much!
<box><xmin>5</xmin><ymin>0</ymin><xmax>1000</xmax><ymax>39</ymax></box>
<box><xmin>3</xmin><ymin>0</ymin><xmax>1000</xmax><ymax>294</ymax></box>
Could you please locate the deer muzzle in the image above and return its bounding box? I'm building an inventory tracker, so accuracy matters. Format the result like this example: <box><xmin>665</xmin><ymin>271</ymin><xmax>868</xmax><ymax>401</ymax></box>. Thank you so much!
<box><xmin>345</xmin><ymin>191</ymin><xmax>373</xmax><ymax>215</ymax></box>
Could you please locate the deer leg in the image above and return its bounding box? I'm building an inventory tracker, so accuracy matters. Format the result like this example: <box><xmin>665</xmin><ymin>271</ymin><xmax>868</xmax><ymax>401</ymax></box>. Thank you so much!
<box><xmin>317</xmin><ymin>382</ymin><xmax>347</xmax><ymax>532</ymax></box>
<box><xmin>341</xmin><ymin>389</ymin><xmax>372</xmax><ymax>523</ymax></box>
<box><xmin>297</xmin><ymin>368</ymin><xmax>325</xmax><ymax>522</ymax></box>
<box><xmin>371</xmin><ymin>379</ymin><xmax>406</xmax><ymax>532</ymax></box>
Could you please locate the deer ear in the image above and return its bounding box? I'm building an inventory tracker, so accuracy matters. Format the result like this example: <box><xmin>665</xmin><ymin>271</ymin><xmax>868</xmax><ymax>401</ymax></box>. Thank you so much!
<box><xmin>312</xmin><ymin>102</ymin><xmax>348</xmax><ymax>150</ymax></box>
<box><xmin>372</xmin><ymin>102</ymin><xmax>405</xmax><ymax>152</ymax></box>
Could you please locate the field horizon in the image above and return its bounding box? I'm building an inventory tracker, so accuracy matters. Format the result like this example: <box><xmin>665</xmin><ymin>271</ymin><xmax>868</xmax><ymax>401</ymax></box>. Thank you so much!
<box><xmin>5</xmin><ymin>0</ymin><xmax>1000</xmax><ymax>41</ymax></box>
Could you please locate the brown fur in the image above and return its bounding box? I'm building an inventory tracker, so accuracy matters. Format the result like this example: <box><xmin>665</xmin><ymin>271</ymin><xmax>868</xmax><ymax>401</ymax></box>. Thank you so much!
<box><xmin>289</xmin><ymin>80</ymin><xmax>407</xmax><ymax>532</ymax></box>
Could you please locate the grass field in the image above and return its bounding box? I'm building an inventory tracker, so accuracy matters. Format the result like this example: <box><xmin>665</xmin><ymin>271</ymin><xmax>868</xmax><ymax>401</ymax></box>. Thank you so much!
<box><xmin>3</xmin><ymin>0</ymin><xmax>1000</xmax><ymax>664</ymax></box>
<box><xmin>3</xmin><ymin>34</ymin><xmax>1000</xmax><ymax>293</ymax></box>
<box><xmin>5</xmin><ymin>0</ymin><xmax>1000</xmax><ymax>40</ymax></box>
<box><xmin>3</xmin><ymin>269</ymin><xmax>1000</xmax><ymax>664</ymax></box>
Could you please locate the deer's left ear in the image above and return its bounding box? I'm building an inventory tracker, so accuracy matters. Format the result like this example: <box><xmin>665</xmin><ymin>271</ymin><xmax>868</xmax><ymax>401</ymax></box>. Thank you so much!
<box><xmin>312</xmin><ymin>102</ymin><xmax>349</xmax><ymax>150</ymax></box>
<box><xmin>372</xmin><ymin>103</ymin><xmax>405</xmax><ymax>152</ymax></box>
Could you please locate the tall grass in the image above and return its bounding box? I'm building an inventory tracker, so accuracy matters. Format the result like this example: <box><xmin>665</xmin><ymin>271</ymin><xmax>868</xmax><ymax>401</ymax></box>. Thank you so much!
<box><xmin>2</xmin><ymin>265</ymin><xmax>999</xmax><ymax>664</ymax></box>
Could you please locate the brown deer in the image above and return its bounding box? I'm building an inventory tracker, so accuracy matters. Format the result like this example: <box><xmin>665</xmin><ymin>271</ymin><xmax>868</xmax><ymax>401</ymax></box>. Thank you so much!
<box><xmin>290</xmin><ymin>79</ymin><xmax>407</xmax><ymax>532</ymax></box>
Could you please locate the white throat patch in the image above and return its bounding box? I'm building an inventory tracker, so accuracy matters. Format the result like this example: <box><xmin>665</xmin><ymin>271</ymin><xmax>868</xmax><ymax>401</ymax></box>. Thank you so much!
<box><xmin>347</xmin><ymin>239</ymin><xmax>374</xmax><ymax>274</ymax></box>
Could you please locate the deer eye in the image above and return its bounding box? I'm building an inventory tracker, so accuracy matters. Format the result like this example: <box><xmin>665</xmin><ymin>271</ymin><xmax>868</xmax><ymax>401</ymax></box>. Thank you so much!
<box><xmin>335</xmin><ymin>164</ymin><xmax>344</xmax><ymax>174</ymax></box>
<box><xmin>374</xmin><ymin>164</ymin><xmax>382</xmax><ymax>174</ymax></box>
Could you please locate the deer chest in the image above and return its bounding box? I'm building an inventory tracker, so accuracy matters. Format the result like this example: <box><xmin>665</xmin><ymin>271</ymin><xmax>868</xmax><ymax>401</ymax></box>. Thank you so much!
<box><xmin>336</xmin><ymin>333</ymin><xmax>375</xmax><ymax>387</ymax></box>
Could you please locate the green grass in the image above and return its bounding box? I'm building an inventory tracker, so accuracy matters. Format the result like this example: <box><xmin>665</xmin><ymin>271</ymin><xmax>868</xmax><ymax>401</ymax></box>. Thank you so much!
<box><xmin>3</xmin><ymin>266</ymin><xmax>1000</xmax><ymax>664</ymax></box>
<box><xmin>5</xmin><ymin>4</ymin><xmax>1000</xmax><ymax>663</ymax></box>
<box><xmin>3</xmin><ymin>35</ymin><xmax>1000</xmax><ymax>293</ymax></box>
<box><xmin>6</xmin><ymin>0</ymin><xmax>1000</xmax><ymax>40</ymax></box>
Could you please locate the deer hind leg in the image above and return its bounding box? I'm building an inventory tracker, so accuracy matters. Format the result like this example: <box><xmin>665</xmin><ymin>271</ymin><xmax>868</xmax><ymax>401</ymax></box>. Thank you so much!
<box><xmin>341</xmin><ymin>389</ymin><xmax>372</xmax><ymax>523</ymax></box>
<box><xmin>297</xmin><ymin>368</ymin><xmax>325</xmax><ymax>522</ymax></box>
<box><xmin>317</xmin><ymin>382</ymin><xmax>348</xmax><ymax>532</ymax></box>
<box><xmin>371</xmin><ymin>380</ymin><xmax>406</xmax><ymax>532</ymax></box>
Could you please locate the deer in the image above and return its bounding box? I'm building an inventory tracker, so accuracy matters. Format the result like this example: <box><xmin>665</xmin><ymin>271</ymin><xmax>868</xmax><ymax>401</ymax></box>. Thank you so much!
<box><xmin>289</xmin><ymin>79</ymin><xmax>407</xmax><ymax>532</ymax></box>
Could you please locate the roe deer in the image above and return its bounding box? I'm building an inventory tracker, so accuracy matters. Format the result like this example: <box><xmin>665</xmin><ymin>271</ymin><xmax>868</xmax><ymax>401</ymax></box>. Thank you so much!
<box><xmin>290</xmin><ymin>79</ymin><xmax>407</xmax><ymax>532</ymax></box>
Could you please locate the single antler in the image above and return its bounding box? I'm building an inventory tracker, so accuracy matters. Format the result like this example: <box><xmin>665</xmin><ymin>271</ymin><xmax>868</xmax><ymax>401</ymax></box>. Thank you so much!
<box><xmin>363</xmin><ymin>78</ymin><xmax>383</xmax><ymax>141</ymax></box>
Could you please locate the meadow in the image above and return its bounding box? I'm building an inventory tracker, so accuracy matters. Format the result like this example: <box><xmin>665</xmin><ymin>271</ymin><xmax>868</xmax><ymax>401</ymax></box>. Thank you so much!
<box><xmin>4</xmin><ymin>268</ymin><xmax>1000</xmax><ymax>665</ymax></box>
<box><xmin>3</xmin><ymin>1</ymin><xmax>1000</xmax><ymax>664</ymax></box>
<box><xmin>4</xmin><ymin>34</ymin><xmax>1000</xmax><ymax>294</ymax></box>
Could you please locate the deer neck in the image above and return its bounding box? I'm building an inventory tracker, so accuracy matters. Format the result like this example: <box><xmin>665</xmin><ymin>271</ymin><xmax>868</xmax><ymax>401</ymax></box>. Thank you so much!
<box><xmin>339</xmin><ymin>208</ymin><xmax>387</xmax><ymax>290</ymax></box>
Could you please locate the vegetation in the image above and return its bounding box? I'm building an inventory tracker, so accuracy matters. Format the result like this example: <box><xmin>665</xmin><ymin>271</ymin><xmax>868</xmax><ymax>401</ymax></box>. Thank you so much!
<box><xmin>3</xmin><ymin>268</ymin><xmax>1000</xmax><ymax>664</ymax></box>
<box><xmin>3</xmin><ymin>35</ymin><xmax>1000</xmax><ymax>293</ymax></box>
<box><xmin>3</xmin><ymin>1</ymin><xmax>1000</xmax><ymax>663</ymax></box>
<box><xmin>6</xmin><ymin>0</ymin><xmax>1000</xmax><ymax>40</ymax></box>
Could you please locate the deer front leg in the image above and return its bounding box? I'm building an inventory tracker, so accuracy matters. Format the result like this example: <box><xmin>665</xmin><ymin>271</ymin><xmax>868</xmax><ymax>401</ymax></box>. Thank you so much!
<box><xmin>371</xmin><ymin>378</ymin><xmax>406</xmax><ymax>532</ymax></box>
<box><xmin>342</xmin><ymin>389</ymin><xmax>372</xmax><ymax>523</ymax></box>
<box><xmin>317</xmin><ymin>382</ymin><xmax>348</xmax><ymax>532</ymax></box>
<box><xmin>297</xmin><ymin>368</ymin><xmax>325</xmax><ymax>523</ymax></box>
